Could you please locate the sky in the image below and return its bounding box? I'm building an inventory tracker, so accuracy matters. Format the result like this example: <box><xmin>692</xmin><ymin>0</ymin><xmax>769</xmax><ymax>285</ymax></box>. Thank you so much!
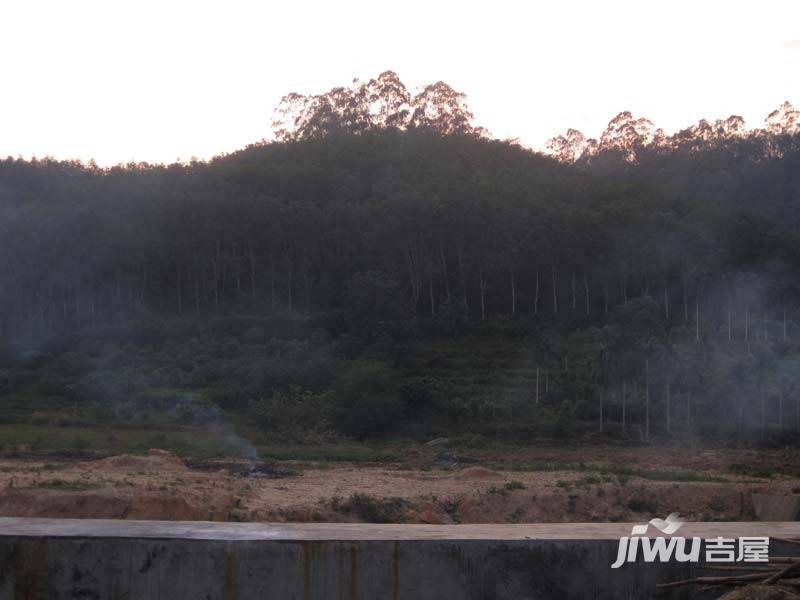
<box><xmin>1</xmin><ymin>0</ymin><xmax>799</xmax><ymax>165</ymax></box>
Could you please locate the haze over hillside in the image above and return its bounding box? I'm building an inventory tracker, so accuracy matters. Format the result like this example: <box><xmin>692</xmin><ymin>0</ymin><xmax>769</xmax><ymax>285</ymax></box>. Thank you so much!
<box><xmin>1</xmin><ymin>71</ymin><xmax>800</xmax><ymax>446</ymax></box>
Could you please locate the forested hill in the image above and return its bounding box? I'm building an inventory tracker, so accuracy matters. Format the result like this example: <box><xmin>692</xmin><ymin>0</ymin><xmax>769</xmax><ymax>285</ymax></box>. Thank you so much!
<box><xmin>2</xmin><ymin>127</ymin><xmax>799</xmax><ymax>338</ymax></box>
<box><xmin>2</xmin><ymin>115</ymin><xmax>800</xmax><ymax>444</ymax></box>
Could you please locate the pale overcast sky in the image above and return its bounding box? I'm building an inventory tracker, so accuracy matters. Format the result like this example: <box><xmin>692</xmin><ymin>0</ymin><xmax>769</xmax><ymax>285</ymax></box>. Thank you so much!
<box><xmin>1</xmin><ymin>0</ymin><xmax>799</xmax><ymax>165</ymax></box>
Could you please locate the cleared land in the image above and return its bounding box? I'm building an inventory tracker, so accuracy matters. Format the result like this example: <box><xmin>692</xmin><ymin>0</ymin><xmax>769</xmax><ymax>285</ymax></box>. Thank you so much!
<box><xmin>0</xmin><ymin>442</ymin><xmax>797</xmax><ymax>524</ymax></box>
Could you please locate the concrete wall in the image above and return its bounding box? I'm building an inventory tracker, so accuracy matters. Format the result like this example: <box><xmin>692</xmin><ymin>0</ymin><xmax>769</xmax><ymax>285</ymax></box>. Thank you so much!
<box><xmin>0</xmin><ymin>519</ymin><xmax>798</xmax><ymax>599</ymax></box>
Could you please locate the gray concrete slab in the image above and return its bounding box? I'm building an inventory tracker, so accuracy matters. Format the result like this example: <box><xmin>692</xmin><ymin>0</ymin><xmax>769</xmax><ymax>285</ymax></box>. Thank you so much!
<box><xmin>0</xmin><ymin>519</ymin><xmax>798</xmax><ymax>599</ymax></box>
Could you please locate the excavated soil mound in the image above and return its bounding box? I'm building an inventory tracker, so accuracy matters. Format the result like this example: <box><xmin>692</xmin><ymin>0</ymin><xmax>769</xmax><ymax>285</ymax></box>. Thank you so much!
<box><xmin>0</xmin><ymin>490</ymin><xmax>204</xmax><ymax>520</ymax></box>
<box><xmin>80</xmin><ymin>449</ymin><xmax>188</xmax><ymax>472</ymax></box>
<box><xmin>450</xmin><ymin>467</ymin><xmax>505</xmax><ymax>481</ymax></box>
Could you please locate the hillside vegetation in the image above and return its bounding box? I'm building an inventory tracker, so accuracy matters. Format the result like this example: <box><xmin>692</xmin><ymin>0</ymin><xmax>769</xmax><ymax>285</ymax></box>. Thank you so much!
<box><xmin>2</xmin><ymin>78</ymin><xmax>800</xmax><ymax>454</ymax></box>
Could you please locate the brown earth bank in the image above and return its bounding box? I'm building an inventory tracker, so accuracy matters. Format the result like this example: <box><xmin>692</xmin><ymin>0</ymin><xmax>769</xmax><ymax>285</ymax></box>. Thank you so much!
<box><xmin>0</xmin><ymin>446</ymin><xmax>798</xmax><ymax>524</ymax></box>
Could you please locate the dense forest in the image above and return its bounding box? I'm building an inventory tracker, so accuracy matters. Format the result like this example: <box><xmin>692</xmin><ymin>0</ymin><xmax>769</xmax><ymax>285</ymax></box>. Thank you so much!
<box><xmin>2</xmin><ymin>72</ymin><xmax>800</xmax><ymax>448</ymax></box>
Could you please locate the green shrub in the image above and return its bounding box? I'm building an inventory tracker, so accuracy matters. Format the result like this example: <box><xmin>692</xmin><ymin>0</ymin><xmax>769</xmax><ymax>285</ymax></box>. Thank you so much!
<box><xmin>627</xmin><ymin>497</ymin><xmax>657</xmax><ymax>513</ymax></box>
<box><xmin>53</xmin><ymin>352</ymin><xmax>93</xmax><ymax>377</ymax></box>
<box><xmin>336</xmin><ymin>493</ymin><xmax>407</xmax><ymax>523</ymax></box>
<box><xmin>399</xmin><ymin>377</ymin><xmax>443</xmax><ymax>412</ymax></box>
<box><xmin>441</xmin><ymin>397</ymin><xmax>466</xmax><ymax>422</ymax></box>
<box><xmin>345</xmin><ymin>271</ymin><xmax>409</xmax><ymax>327</ymax></box>
<box><xmin>249</xmin><ymin>387</ymin><xmax>332</xmax><ymax>437</ymax></box>
<box><xmin>207</xmin><ymin>386</ymin><xmax>253</xmax><ymax>410</ymax></box>
<box><xmin>429</xmin><ymin>298</ymin><xmax>472</xmax><ymax>336</ymax></box>
<box><xmin>70</xmin><ymin>435</ymin><xmax>90</xmax><ymax>451</ymax></box>
<box><xmin>538</xmin><ymin>402</ymin><xmax>575</xmax><ymax>439</ymax></box>
<box><xmin>261</xmin><ymin>350</ymin><xmax>336</xmax><ymax>394</ymax></box>
<box><xmin>334</xmin><ymin>361</ymin><xmax>403</xmax><ymax>438</ymax></box>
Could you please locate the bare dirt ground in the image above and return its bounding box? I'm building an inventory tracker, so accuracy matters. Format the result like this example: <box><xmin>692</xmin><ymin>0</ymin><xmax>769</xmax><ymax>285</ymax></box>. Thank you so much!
<box><xmin>0</xmin><ymin>445</ymin><xmax>798</xmax><ymax>524</ymax></box>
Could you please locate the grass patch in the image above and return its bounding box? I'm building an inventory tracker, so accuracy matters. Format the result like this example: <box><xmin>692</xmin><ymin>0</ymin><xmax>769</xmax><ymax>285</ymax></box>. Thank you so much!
<box><xmin>509</xmin><ymin>460</ymin><xmax>727</xmax><ymax>483</ymax></box>
<box><xmin>509</xmin><ymin>461</ymin><xmax>588</xmax><ymax>473</ymax></box>
<box><xmin>29</xmin><ymin>479</ymin><xmax>101</xmax><ymax>492</ymax></box>
<box><xmin>576</xmin><ymin>474</ymin><xmax>602</xmax><ymax>486</ymax></box>
<box><xmin>728</xmin><ymin>463</ymin><xmax>773</xmax><ymax>479</ymax></box>
<box><xmin>618</xmin><ymin>468</ymin><xmax>728</xmax><ymax>483</ymax></box>
<box><xmin>507</xmin><ymin>506</ymin><xmax>525</xmax><ymax>523</ymax></box>
<box><xmin>332</xmin><ymin>493</ymin><xmax>407</xmax><ymax>523</ymax></box>
<box><xmin>0</xmin><ymin>424</ymin><xmax>231</xmax><ymax>459</ymax></box>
